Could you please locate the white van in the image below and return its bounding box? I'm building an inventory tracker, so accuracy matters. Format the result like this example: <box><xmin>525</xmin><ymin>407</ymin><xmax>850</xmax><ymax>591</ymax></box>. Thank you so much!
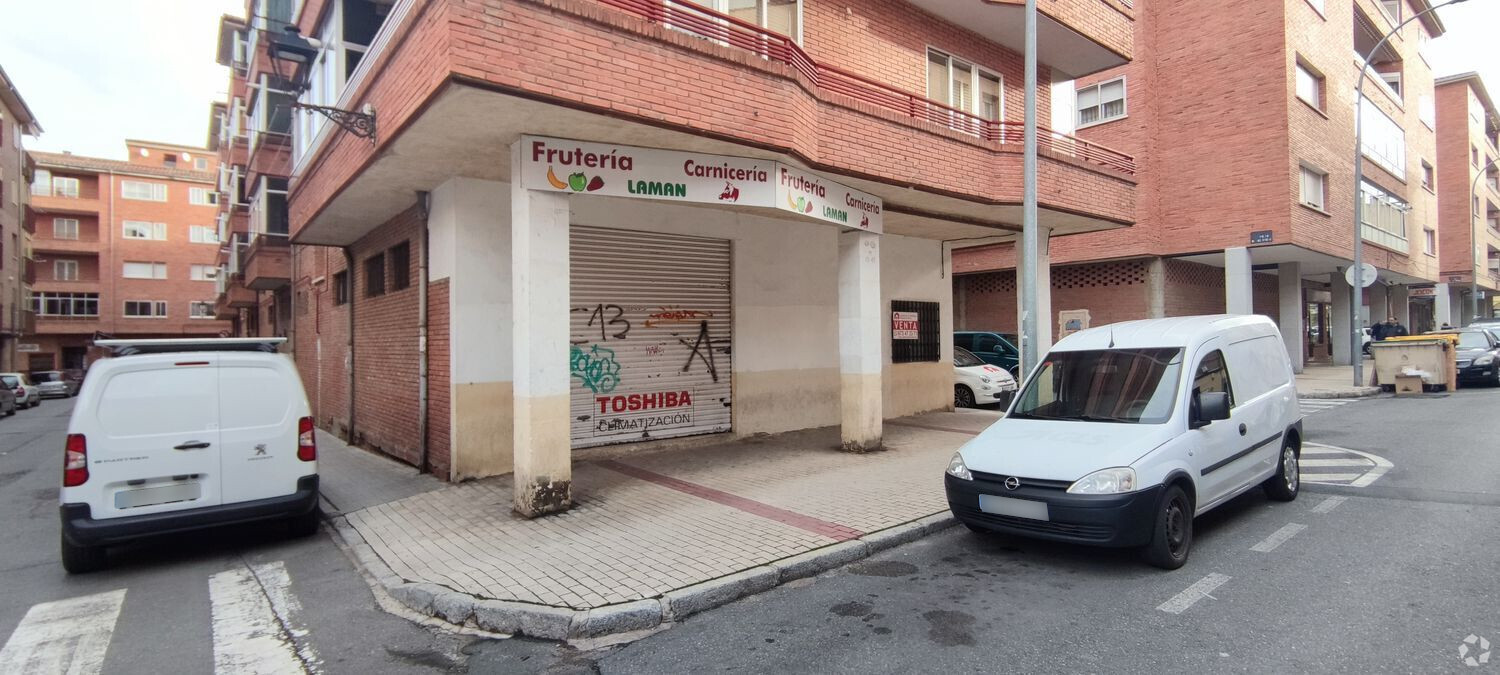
<box><xmin>59</xmin><ymin>338</ymin><xmax>319</xmax><ymax>573</ymax></box>
<box><xmin>945</xmin><ymin>315</ymin><xmax>1302</xmax><ymax>569</ymax></box>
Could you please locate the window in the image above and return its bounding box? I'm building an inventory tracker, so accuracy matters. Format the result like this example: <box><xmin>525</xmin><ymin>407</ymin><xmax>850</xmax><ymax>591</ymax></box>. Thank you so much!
<box><xmin>364</xmin><ymin>253</ymin><xmax>386</xmax><ymax>297</ymax></box>
<box><xmin>249</xmin><ymin>177</ymin><xmax>290</xmax><ymax>236</ymax></box>
<box><xmin>53</xmin><ymin>218</ymin><xmax>79</xmax><ymax>240</ymax></box>
<box><xmin>389</xmin><ymin>242</ymin><xmax>411</xmax><ymax>290</ymax></box>
<box><xmin>1421</xmin><ymin>160</ymin><xmax>1435</xmax><ymax>190</ymax></box>
<box><xmin>122</xmin><ymin>221</ymin><xmax>167</xmax><ymax>240</ymax></box>
<box><xmin>123</xmin><ymin>261</ymin><xmax>168</xmax><ymax>279</ymax></box>
<box><xmin>1011</xmin><ymin>348</ymin><xmax>1185</xmax><ymax>424</ymax></box>
<box><xmin>1378</xmin><ymin>70</ymin><xmax>1402</xmax><ymax>98</ymax></box>
<box><xmin>1358</xmin><ymin>94</ymin><xmax>1405</xmax><ymax>175</ymax></box>
<box><xmin>190</xmin><ymin>264</ymin><xmax>219</xmax><ymax>281</ymax></box>
<box><xmin>1299</xmin><ymin>166</ymin><xmax>1326</xmax><ymax>210</ymax></box>
<box><xmin>1076</xmin><ymin>78</ymin><xmax>1126</xmax><ymax>127</ymax></box>
<box><xmin>1295</xmin><ymin>61</ymin><xmax>1323</xmax><ymax>110</ymax></box>
<box><xmin>1378</xmin><ymin>0</ymin><xmax>1400</xmax><ymax>22</ymax></box>
<box><xmin>1305</xmin><ymin>0</ymin><xmax>1324</xmax><ymax>13</ymax></box>
<box><xmin>1418</xmin><ymin>94</ymin><xmax>1435</xmax><ymax>129</ymax></box>
<box><xmin>333</xmin><ymin>271</ymin><xmax>350</xmax><ymax>305</ymax></box>
<box><xmin>31</xmin><ymin>292</ymin><xmax>98</xmax><ymax>317</ymax></box>
<box><xmin>195</xmin><ymin>157</ymin><xmax>210</xmax><ymax>171</ymax></box>
<box><xmin>121</xmin><ymin>180</ymin><xmax>167</xmax><ymax>201</ymax></box>
<box><xmin>190</xmin><ymin>301</ymin><xmax>216</xmax><ymax>318</ymax></box>
<box><xmin>925</xmin><ymin>49</ymin><xmax>1004</xmax><ymax>128</ymax></box>
<box><xmin>189</xmin><ymin>187</ymin><xmax>218</xmax><ymax>206</ymax></box>
<box><xmin>1192</xmin><ymin>350</ymin><xmax>1235</xmax><ymax>409</ymax></box>
<box><xmin>1474</xmin><ymin>145</ymin><xmax>1481</xmax><ymax>167</ymax></box>
<box><xmin>1361</xmin><ymin>181</ymin><xmax>1409</xmax><ymax>253</ymax></box>
<box><xmin>30</xmin><ymin>169</ymin><xmax>49</xmax><ymax>196</ymax></box>
<box><xmin>123</xmin><ymin>301</ymin><xmax>168</xmax><ymax>318</ymax></box>
<box><xmin>49</xmin><ymin>176</ymin><xmax>80</xmax><ymax>198</ymax></box>
<box><xmin>1424</xmin><ymin>228</ymin><xmax>1436</xmax><ymax>255</ymax></box>
<box><xmin>189</xmin><ymin>225</ymin><xmax>219</xmax><ymax>244</ymax></box>
<box><xmin>54</xmin><ymin>260</ymin><xmax>79</xmax><ymax>282</ymax></box>
<box><xmin>163</xmin><ymin>154</ymin><xmax>177</xmax><ymax>169</ymax></box>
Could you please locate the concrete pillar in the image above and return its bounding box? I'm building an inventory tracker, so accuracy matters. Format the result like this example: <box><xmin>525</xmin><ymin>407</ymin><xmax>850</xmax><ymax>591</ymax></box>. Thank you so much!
<box><xmin>1390</xmin><ymin>285</ymin><xmax>1410</xmax><ymax>330</ymax></box>
<box><xmin>1278</xmin><ymin>262</ymin><xmax>1304</xmax><ymax>373</ymax></box>
<box><xmin>838</xmin><ymin>230</ymin><xmax>882</xmax><ymax>452</ymax></box>
<box><xmin>1367</xmin><ymin>283</ymin><xmax>1388</xmax><ymax>326</ymax></box>
<box><xmin>954</xmin><ymin>274</ymin><xmax>967</xmax><ymax>332</ymax></box>
<box><xmin>1037</xmin><ymin>227</ymin><xmax>1053</xmax><ymax>352</ymax></box>
<box><xmin>1435</xmin><ymin>283</ymin><xmax>1453</xmax><ymax>327</ymax></box>
<box><xmin>1331</xmin><ymin>272</ymin><xmax>1352</xmax><ymax>366</ymax></box>
<box><xmin>1225</xmin><ymin>247</ymin><xmax>1253</xmax><ymax>315</ymax></box>
<box><xmin>1146</xmin><ymin>257</ymin><xmax>1166</xmax><ymax>318</ymax></box>
<box><xmin>510</xmin><ymin>145</ymin><xmax>573</xmax><ymax>517</ymax></box>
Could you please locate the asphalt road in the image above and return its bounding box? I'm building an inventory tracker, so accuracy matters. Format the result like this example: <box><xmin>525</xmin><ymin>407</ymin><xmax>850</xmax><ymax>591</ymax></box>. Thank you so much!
<box><xmin>472</xmin><ymin>386</ymin><xmax>1500</xmax><ymax>673</ymax></box>
<box><xmin>0</xmin><ymin>398</ymin><xmax>472</xmax><ymax>674</ymax></box>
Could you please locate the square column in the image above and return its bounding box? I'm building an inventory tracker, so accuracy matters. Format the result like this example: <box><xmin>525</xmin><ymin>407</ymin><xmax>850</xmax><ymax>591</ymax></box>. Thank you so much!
<box><xmin>1278</xmin><ymin>262</ymin><xmax>1303</xmax><ymax>373</ymax></box>
<box><xmin>1330</xmin><ymin>272</ymin><xmax>1352</xmax><ymax>366</ymax></box>
<box><xmin>1389</xmin><ymin>285</ymin><xmax>1410</xmax><ymax>330</ymax></box>
<box><xmin>1435</xmin><ymin>283</ymin><xmax>1453</xmax><ymax>327</ymax></box>
<box><xmin>1146</xmin><ymin>257</ymin><xmax>1167</xmax><ymax>319</ymax></box>
<box><xmin>838</xmin><ymin>230</ymin><xmax>882</xmax><ymax>452</ymax></box>
<box><xmin>1225</xmin><ymin>247</ymin><xmax>1253</xmax><ymax>315</ymax></box>
<box><xmin>511</xmin><ymin>145</ymin><xmax>573</xmax><ymax>517</ymax></box>
<box><xmin>1367</xmin><ymin>283</ymin><xmax>1388</xmax><ymax>326</ymax></box>
<box><xmin>1037</xmin><ymin>228</ymin><xmax>1053</xmax><ymax>352</ymax></box>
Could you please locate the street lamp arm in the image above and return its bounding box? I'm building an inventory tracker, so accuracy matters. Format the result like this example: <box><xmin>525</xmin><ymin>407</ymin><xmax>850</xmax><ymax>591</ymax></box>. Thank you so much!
<box><xmin>1351</xmin><ymin>0</ymin><xmax>1469</xmax><ymax>386</ymax></box>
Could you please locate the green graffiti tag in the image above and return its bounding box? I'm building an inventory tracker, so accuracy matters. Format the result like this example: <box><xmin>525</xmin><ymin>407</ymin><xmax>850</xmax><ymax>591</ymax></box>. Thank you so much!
<box><xmin>571</xmin><ymin>343</ymin><xmax>622</xmax><ymax>394</ymax></box>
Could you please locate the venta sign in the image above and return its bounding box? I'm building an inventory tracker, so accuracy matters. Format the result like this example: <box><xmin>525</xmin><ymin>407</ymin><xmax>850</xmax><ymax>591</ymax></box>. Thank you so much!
<box><xmin>520</xmin><ymin>135</ymin><xmax>883</xmax><ymax>233</ymax></box>
<box><xmin>892</xmin><ymin>311</ymin><xmax>919</xmax><ymax>340</ymax></box>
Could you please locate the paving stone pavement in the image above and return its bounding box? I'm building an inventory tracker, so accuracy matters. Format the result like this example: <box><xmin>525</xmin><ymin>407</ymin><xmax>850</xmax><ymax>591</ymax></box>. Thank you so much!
<box><xmin>331</xmin><ymin>410</ymin><xmax>998</xmax><ymax>618</ymax></box>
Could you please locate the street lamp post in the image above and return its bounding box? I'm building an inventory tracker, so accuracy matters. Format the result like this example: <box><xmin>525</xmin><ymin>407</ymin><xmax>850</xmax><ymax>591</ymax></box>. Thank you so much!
<box><xmin>1471</xmin><ymin>156</ymin><xmax>1500</xmax><ymax>323</ymax></box>
<box><xmin>1352</xmin><ymin>0</ymin><xmax>1468</xmax><ymax>387</ymax></box>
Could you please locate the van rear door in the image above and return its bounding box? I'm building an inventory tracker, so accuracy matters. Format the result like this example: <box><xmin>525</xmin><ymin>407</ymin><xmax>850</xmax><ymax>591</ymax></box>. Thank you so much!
<box><xmin>89</xmin><ymin>356</ymin><xmax>222</xmax><ymax>519</ymax></box>
<box><xmin>218</xmin><ymin>354</ymin><xmax>306</xmax><ymax>504</ymax></box>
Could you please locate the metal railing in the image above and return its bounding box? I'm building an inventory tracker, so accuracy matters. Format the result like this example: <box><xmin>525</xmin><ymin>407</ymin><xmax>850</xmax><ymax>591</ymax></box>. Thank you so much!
<box><xmin>593</xmin><ymin>0</ymin><xmax>1136</xmax><ymax>175</ymax></box>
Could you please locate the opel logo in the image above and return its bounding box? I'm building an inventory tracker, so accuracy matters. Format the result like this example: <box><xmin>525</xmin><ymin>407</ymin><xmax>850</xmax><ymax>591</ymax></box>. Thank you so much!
<box><xmin>1004</xmin><ymin>476</ymin><xmax>1021</xmax><ymax>491</ymax></box>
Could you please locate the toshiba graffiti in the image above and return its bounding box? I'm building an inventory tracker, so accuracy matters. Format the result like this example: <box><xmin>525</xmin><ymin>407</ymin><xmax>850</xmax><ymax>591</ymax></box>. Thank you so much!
<box><xmin>521</xmin><ymin>135</ymin><xmax>883</xmax><ymax>233</ymax></box>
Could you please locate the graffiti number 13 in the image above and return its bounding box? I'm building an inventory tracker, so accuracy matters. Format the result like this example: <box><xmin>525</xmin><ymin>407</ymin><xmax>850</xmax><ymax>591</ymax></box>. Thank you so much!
<box><xmin>586</xmin><ymin>303</ymin><xmax>631</xmax><ymax>341</ymax></box>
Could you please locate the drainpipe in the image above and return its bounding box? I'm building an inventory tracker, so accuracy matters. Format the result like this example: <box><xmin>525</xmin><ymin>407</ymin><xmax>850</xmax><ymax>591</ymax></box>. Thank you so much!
<box><xmin>344</xmin><ymin>247</ymin><xmax>356</xmax><ymax>443</ymax></box>
<box><xmin>416</xmin><ymin>192</ymin><xmax>431</xmax><ymax>474</ymax></box>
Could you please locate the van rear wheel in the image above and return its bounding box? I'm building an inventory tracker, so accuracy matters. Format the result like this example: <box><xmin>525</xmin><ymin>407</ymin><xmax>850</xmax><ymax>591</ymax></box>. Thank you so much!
<box><xmin>1142</xmin><ymin>485</ymin><xmax>1192</xmax><ymax>570</ymax></box>
<box><xmin>61</xmin><ymin>537</ymin><xmax>106</xmax><ymax>574</ymax></box>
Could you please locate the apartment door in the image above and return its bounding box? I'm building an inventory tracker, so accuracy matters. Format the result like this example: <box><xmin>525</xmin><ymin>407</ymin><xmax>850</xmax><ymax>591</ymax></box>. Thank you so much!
<box><xmin>1305</xmin><ymin>301</ymin><xmax>1331</xmax><ymax>363</ymax></box>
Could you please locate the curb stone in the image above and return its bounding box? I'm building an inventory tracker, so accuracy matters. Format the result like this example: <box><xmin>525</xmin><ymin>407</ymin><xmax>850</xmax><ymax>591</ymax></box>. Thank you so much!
<box><xmin>1300</xmin><ymin>387</ymin><xmax>1381</xmax><ymax>399</ymax></box>
<box><xmin>332</xmin><ymin>510</ymin><xmax>954</xmax><ymax>642</ymax></box>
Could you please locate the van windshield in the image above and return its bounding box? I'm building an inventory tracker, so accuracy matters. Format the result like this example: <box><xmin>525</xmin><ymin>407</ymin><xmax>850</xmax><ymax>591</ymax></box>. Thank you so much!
<box><xmin>1009</xmin><ymin>348</ymin><xmax>1184</xmax><ymax>424</ymax></box>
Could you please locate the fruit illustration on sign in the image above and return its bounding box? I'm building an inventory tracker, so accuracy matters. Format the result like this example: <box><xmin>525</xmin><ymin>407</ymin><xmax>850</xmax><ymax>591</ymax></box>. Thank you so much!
<box><xmin>587</xmin><ymin>175</ymin><xmax>605</xmax><ymax>191</ymax></box>
<box><xmin>546</xmin><ymin>167</ymin><xmax>569</xmax><ymax>190</ymax></box>
<box><xmin>569</xmin><ymin>172</ymin><xmax>588</xmax><ymax>192</ymax></box>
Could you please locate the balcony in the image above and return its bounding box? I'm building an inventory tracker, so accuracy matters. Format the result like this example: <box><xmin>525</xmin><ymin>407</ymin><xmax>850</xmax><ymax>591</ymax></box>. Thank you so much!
<box><xmin>22</xmin><ymin>205</ymin><xmax>36</xmax><ymax>235</ymax></box>
<box><xmin>902</xmin><ymin>0</ymin><xmax>1131</xmax><ymax>77</ymax></box>
<box><xmin>23</xmin><ymin>258</ymin><xmax>35</xmax><ymax>285</ymax></box>
<box><xmin>32</xmin><ymin>237</ymin><xmax>101</xmax><ymax>255</ymax></box>
<box><xmin>241</xmin><ymin>232</ymin><xmax>292</xmax><ymax>290</ymax></box>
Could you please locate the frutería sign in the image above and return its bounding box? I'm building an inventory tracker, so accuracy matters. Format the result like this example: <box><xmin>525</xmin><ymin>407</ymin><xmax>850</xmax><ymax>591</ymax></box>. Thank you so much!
<box><xmin>520</xmin><ymin>135</ymin><xmax>883</xmax><ymax>233</ymax></box>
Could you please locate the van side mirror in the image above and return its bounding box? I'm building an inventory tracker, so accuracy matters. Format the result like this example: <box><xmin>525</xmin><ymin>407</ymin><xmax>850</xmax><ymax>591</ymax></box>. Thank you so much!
<box><xmin>1192</xmin><ymin>391</ymin><xmax>1231</xmax><ymax>428</ymax></box>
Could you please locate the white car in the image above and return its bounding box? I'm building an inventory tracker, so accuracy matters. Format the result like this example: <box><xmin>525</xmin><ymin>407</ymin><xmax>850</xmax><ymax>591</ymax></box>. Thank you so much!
<box><xmin>0</xmin><ymin>373</ymin><xmax>39</xmax><ymax>409</ymax></box>
<box><xmin>954</xmin><ymin>346</ymin><xmax>1018</xmax><ymax>408</ymax></box>
<box><xmin>945</xmin><ymin>315</ymin><xmax>1301</xmax><ymax>569</ymax></box>
<box><xmin>59</xmin><ymin>338</ymin><xmax>319</xmax><ymax>573</ymax></box>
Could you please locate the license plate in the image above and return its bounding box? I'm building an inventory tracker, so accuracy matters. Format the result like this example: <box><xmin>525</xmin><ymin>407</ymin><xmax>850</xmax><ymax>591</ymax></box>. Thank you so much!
<box><xmin>978</xmin><ymin>494</ymin><xmax>1049</xmax><ymax>521</ymax></box>
<box><xmin>115</xmin><ymin>482</ymin><xmax>201</xmax><ymax>509</ymax></box>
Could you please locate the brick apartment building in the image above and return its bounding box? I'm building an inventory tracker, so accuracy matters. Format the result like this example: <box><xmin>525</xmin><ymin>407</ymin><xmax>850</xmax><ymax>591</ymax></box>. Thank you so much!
<box><xmin>954</xmin><ymin>0</ymin><xmax>1467</xmax><ymax>370</ymax></box>
<box><xmin>1</xmin><ymin>65</ymin><xmax>42</xmax><ymax>372</ymax></box>
<box><xmin>23</xmin><ymin>141</ymin><xmax>232</xmax><ymax>370</ymax></box>
<box><xmin>1434</xmin><ymin>72</ymin><xmax>1500</xmax><ymax>320</ymax></box>
<box><xmin>209</xmin><ymin>0</ymin><xmax>1138</xmax><ymax>514</ymax></box>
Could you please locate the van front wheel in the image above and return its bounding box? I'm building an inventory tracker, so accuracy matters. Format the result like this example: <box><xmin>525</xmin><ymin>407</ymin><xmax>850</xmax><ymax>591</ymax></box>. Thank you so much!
<box><xmin>1262</xmin><ymin>441</ymin><xmax>1300</xmax><ymax>501</ymax></box>
<box><xmin>61</xmin><ymin>537</ymin><xmax>106</xmax><ymax>574</ymax></box>
<box><xmin>1142</xmin><ymin>485</ymin><xmax>1192</xmax><ymax>570</ymax></box>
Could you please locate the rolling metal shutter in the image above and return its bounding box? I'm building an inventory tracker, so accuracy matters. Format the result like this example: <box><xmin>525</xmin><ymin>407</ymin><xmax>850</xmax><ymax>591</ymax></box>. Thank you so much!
<box><xmin>569</xmin><ymin>226</ymin><xmax>732</xmax><ymax>448</ymax></box>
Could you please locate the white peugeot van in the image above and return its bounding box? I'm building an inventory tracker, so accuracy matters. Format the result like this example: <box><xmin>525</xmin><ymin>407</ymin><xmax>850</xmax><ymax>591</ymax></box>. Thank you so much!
<box><xmin>945</xmin><ymin>315</ymin><xmax>1301</xmax><ymax>569</ymax></box>
<box><xmin>59</xmin><ymin>338</ymin><xmax>319</xmax><ymax>573</ymax></box>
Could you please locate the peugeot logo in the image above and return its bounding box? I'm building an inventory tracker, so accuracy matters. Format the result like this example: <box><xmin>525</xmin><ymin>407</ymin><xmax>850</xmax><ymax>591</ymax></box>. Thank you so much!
<box><xmin>1004</xmin><ymin>476</ymin><xmax>1021</xmax><ymax>491</ymax></box>
<box><xmin>254</xmin><ymin>444</ymin><xmax>267</xmax><ymax>456</ymax></box>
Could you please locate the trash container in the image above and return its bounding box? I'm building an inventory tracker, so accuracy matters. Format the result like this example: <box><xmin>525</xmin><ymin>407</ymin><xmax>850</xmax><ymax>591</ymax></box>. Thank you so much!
<box><xmin>1369</xmin><ymin>336</ymin><xmax>1456</xmax><ymax>392</ymax></box>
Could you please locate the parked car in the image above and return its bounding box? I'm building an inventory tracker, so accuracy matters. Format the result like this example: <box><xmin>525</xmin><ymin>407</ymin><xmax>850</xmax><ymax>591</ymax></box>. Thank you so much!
<box><xmin>1361</xmin><ymin>327</ymin><xmax>1372</xmax><ymax>356</ymax></box>
<box><xmin>0</xmin><ymin>385</ymin><xmax>15</xmax><ymax>417</ymax></box>
<box><xmin>1427</xmin><ymin>328</ymin><xmax>1500</xmax><ymax>387</ymax></box>
<box><xmin>945</xmin><ymin>315</ymin><xmax>1302</xmax><ymax>569</ymax></box>
<box><xmin>954</xmin><ymin>331</ymin><xmax>1021</xmax><ymax>378</ymax></box>
<box><xmin>30</xmin><ymin>370</ymin><xmax>80</xmax><ymax>398</ymax></box>
<box><xmin>954</xmin><ymin>346</ymin><xmax>1018</xmax><ymax>409</ymax></box>
<box><xmin>59</xmin><ymin>338</ymin><xmax>318</xmax><ymax>573</ymax></box>
<box><xmin>0</xmin><ymin>373</ymin><xmax>39</xmax><ymax>409</ymax></box>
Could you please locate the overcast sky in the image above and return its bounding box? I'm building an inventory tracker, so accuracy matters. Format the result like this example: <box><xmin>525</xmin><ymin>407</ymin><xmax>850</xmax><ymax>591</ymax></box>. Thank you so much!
<box><xmin>0</xmin><ymin>0</ymin><xmax>1497</xmax><ymax>160</ymax></box>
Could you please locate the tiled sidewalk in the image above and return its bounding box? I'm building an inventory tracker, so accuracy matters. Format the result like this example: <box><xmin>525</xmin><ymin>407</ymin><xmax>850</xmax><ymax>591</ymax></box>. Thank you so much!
<box><xmin>331</xmin><ymin>409</ymin><xmax>997</xmax><ymax>613</ymax></box>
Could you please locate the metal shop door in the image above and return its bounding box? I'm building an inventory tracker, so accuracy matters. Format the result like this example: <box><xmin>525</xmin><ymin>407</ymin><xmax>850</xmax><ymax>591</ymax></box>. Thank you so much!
<box><xmin>569</xmin><ymin>226</ymin><xmax>732</xmax><ymax>448</ymax></box>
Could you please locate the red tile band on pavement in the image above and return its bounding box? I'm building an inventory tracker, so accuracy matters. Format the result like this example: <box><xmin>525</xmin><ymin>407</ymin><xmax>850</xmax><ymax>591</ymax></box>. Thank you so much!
<box><xmin>595</xmin><ymin>460</ymin><xmax>866</xmax><ymax>542</ymax></box>
<box><xmin>884</xmin><ymin>421</ymin><xmax>982</xmax><ymax>436</ymax></box>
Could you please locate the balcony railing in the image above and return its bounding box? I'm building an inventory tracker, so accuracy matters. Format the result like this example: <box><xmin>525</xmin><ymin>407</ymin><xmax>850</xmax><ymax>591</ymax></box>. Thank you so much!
<box><xmin>595</xmin><ymin>0</ymin><xmax>1136</xmax><ymax>175</ymax></box>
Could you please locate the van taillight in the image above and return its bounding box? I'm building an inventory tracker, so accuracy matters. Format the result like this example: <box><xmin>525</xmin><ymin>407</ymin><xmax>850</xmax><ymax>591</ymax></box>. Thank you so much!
<box><xmin>297</xmin><ymin>417</ymin><xmax>316</xmax><ymax>462</ymax></box>
<box><xmin>64</xmin><ymin>434</ymin><xmax>89</xmax><ymax>487</ymax></box>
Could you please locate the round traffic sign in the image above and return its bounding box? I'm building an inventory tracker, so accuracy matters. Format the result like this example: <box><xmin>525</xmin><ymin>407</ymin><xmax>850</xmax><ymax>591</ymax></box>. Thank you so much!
<box><xmin>1344</xmin><ymin>263</ymin><xmax>1377</xmax><ymax>288</ymax></box>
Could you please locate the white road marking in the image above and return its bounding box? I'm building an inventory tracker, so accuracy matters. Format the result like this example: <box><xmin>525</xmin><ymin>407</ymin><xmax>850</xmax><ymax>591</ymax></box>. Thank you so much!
<box><xmin>1157</xmin><ymin>573</ymin><xmax>1231</xmax><ymax>615</ymax></box>
<box><xmin>1300</xmin><ymin>458</ymin><xmax>1374</xmax><ymax>467</ymax></box>
<box><xmin>1300</xmin><ymin>443</ymin><xmax>1394</xmax><ymax>487</ymax></box>
<box><xmin>1300</xmin><ymin>472</ymin><xmax>1363</xmax><ymax>482</ymax></box>
<box><xmin>1311</xmin><ymin>496</ymin><xmax>1348</xmax><ymax>514</ymax></box>
<box><xmin>0</xmin><ymin>588</ymin><xmax>126</xmax><ymax>675</ymax></box>
<box><xmin>1250</xmin><ymin>523</ymin><xmax>1308</xmax><ymax>553</ymax></box>
<box><xmin>209</xmin><ymin>561</ymin><xmax>320</xmax><ymax>674</ymax></box>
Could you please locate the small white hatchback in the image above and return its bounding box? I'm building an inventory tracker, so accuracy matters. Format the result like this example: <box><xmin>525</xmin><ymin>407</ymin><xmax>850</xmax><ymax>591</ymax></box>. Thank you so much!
<box><xmin>59</xmin><ymin>338</ymin><xmax>319</xmax><ymax>573</ymax></box>
<box><xmin>945</xmin><ymin>315</ymin><xmax>1302</xmax><ymax>569</ymax></box>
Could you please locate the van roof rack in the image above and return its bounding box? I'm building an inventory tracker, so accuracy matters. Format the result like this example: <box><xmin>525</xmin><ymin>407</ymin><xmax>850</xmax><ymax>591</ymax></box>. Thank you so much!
<box><xmin>96</xmin><ymin>338</ymin><xmax>287</xmax><ymax>356</ymax></box>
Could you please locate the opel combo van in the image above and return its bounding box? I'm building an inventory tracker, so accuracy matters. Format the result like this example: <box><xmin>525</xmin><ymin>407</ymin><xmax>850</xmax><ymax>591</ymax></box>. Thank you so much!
<box><xmin>945</xmin><ymin>315</ymin><xmax>1302</xmax><ymax>569</ymax></box>
<box><xmin>59</xmin><ymin>338</ymin><xmax>319</xmax><ymax>573</ymax></box>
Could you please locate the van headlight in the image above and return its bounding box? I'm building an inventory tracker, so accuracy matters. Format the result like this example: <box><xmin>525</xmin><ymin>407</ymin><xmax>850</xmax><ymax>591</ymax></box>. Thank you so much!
<box><xmin>1067</xmin><ymin>467</ymin><xmax>1137</xmax><ymax>494</ymax></box>
<box><xmin>1476</xmin><ymin>354</ymin><xmax>1496</xmax><ymax>366</ymax></box>
<box><xmin>946</xmin><ymin>453</ymin><xmax>973</xmax><ymax>481</ymax></box>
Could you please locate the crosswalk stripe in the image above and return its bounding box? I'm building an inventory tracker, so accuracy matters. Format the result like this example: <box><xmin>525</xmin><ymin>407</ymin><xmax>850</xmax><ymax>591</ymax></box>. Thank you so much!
<box><xmin>1300</xmin><ymin>447</ymin><xmax>1349</xmax><ymax>456</ymax></box>
<box><xmin>209</xmin><ymin>561</ymin><xmax>320</xmax><ymax>674</ymax></box>
<box><xmin>0</xmin><ymin>588</ymin><xmax>126</xmax><ymax>675</ymax></box>
<box><xmin>1302</xmin><ymin>472</ymin><xmax>1364</xmax><ymax>482</ymax></box>
<box><xmin>1301</xmin><ymin>458</ymin><xmax>1375</xmax><ymax>467</ymax></box>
